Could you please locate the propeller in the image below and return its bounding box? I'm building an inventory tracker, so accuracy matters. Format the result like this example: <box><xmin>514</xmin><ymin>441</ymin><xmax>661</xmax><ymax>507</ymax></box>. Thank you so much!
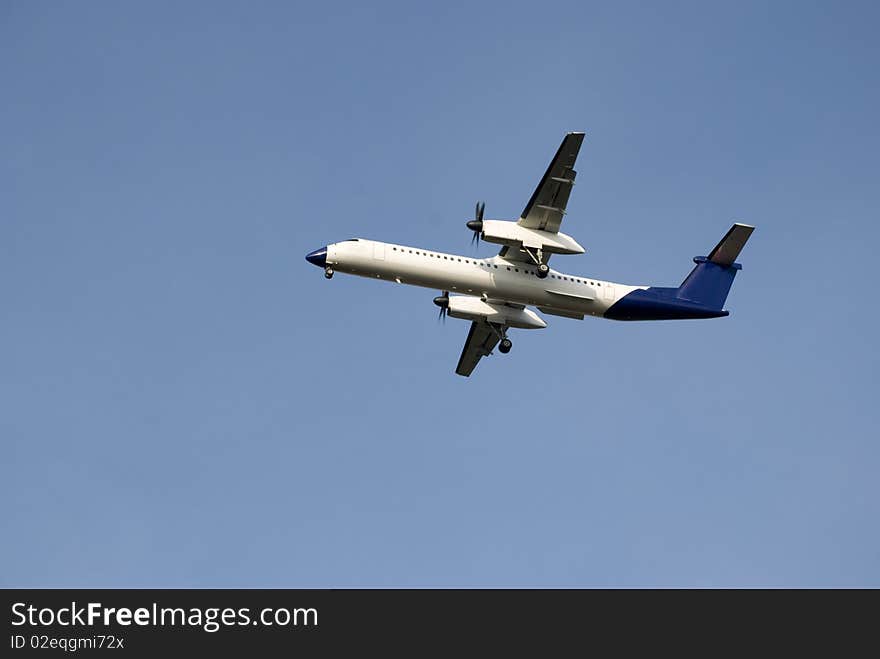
<box><xmin>433</xmin><ymin>290</ymin><xmax>449</xmax><ymax>323</ymax></box>
<box><xmin>467</xmin><ymin>201</ymin><xmax>485</xmax><ymax>246</ymax></box>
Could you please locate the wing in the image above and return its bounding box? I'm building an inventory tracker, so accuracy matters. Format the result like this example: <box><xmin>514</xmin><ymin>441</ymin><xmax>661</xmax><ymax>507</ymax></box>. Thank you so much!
<box><xmin>518</xmin><ymin>132</ymin><xmax>585</xmax><ymax>234</ymax></box>
<box><xmin>455</xmin><ymin>321</ymin><xmax>501</xmax><ymax>377</ymax></box>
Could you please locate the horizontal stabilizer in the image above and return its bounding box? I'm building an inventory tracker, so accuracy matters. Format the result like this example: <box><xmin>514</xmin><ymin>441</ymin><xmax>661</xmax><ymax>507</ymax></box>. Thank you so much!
<box><xmin>707</xmin><ymin>223</ymin><xmax>754</xmax><ymax>266</ymax></box>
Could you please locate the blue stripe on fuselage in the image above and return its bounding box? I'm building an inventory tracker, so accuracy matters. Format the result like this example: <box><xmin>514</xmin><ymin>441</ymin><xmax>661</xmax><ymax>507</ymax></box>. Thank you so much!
<box><xmin>604</xmin><ymin>287</ymin><xmax>729</xmax><ymax>321</ymax></box>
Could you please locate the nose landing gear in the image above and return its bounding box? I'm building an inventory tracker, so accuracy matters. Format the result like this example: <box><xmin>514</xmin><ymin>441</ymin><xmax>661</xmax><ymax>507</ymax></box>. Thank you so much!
<box><xmin>324</xmin><ymin>267</ymin><xmax>334</xmax><ymax>279</ymax></box>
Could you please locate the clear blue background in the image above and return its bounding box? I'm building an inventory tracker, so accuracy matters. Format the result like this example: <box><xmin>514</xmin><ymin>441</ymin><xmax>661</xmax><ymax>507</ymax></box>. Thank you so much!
<box><xmin>2</xmin><ymin>1</ymin><xmax>878</xmax><ymax>587</ymax></box>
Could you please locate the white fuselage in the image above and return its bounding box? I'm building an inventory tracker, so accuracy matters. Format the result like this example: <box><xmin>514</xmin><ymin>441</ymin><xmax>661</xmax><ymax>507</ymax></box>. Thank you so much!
<box><xmin>325</xmin><ymin>238</ymin><xmax>643</xmax><ymax>320</ymax></box>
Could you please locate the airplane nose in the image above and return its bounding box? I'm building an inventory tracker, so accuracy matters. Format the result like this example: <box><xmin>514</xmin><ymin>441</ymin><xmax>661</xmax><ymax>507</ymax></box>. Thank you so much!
<box><xmin>305</xmin><ymin>246</ymin><xmax>328</xmax><ymax>268</ymax></box>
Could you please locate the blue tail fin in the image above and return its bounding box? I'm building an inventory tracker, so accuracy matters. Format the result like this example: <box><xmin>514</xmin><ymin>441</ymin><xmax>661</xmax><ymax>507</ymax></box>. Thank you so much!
<box><xmin>676</xmin><ymin>223</ymin><xmax>754</xmax><ymax>310</ymax></box>
<box><xmin>605</xmin><ymin>223</ymin><xmax>754</xmax><ymax>321</ymax></box>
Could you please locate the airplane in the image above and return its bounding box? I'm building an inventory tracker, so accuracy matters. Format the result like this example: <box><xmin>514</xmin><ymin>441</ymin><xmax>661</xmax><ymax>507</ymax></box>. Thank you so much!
<box><xmin>305</xmin><ymin>132</ymin><xmax>754</xmax><ymax>376</ymax></box>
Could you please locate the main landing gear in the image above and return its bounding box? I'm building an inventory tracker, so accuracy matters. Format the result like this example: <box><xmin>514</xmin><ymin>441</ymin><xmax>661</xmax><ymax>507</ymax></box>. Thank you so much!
<box><xmin>489</xmin><ymin>323</ymin><xmax>513</xmax><ymax>354</ymax></box>
<box><xmin>324</xmin><ymin>267</ymin><xmax>334</xmax><ymax>279</ymax></box>
<box><xmin>523</xmin><ymin>247</ymin><xmax>550</xmax><ymax>279</ymax></box>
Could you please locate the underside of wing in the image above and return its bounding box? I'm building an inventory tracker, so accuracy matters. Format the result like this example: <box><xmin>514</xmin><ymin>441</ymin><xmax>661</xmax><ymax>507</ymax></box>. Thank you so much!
<box><xmin>518</xmin><ymin>132</ymin><xmax>585</xmax><ymax>234</ymax></box>
<box><xmin>455</xmin><ymin>321</ymin><xmax>501</xmax><ymax>377</ymax></box>
<box><xmin>498</xmin><ymin>244</ymin><xmax>552</xmax><ymax>265</ymax></box>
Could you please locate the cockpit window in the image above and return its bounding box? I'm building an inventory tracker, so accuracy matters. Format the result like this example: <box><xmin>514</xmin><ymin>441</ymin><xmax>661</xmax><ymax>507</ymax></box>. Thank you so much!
<box><xmin>342</xmin><ymin>238</ymin><xmax>360</xmax><ymax>242</ymax></box>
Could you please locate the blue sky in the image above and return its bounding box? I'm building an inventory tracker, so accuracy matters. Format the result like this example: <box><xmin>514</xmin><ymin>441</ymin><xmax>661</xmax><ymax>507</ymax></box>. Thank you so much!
<box><xmin>2</xmin><ymin>1</ymin><xmax>878</xmax><ymax>586</ymax></box>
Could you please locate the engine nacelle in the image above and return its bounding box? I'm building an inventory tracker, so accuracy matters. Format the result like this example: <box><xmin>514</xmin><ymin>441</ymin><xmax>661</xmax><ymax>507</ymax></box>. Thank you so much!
<box><xmin>447</xmin><ymin>297</ymin><xmax>547</xmax><ymax>329</ymax></box>
<box><xmin>479</xmin><ymin>220</ymin><xmax>585</xmax><ymax>255</ymax></box>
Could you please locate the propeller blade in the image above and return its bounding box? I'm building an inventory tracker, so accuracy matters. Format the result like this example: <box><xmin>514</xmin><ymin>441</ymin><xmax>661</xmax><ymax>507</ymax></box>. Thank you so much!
<box><xmin>434</xmin><ymin>290</ymin><xmax>450</xmax><ymax>323</ymax></box>
<box><xmin>466</xmin><ymin>201</ymin><xmax>485</xmax><ymax>248</ymax></box>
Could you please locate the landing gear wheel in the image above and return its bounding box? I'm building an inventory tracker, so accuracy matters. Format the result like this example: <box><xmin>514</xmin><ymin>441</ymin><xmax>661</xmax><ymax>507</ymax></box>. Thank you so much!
<box><xmin>537</xmin><ymin>263</ymin><xmax>550</xmax><ymax>279</ymax></box>
<box><xmin>324</xmin><ymin>267</ymin><xmax>334</xmax><ymax>279</ymax></box>
<box><xmin>499</xmin><ymin>338</ymin><xmax>512</xmax><ymax>354</ymax></box>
